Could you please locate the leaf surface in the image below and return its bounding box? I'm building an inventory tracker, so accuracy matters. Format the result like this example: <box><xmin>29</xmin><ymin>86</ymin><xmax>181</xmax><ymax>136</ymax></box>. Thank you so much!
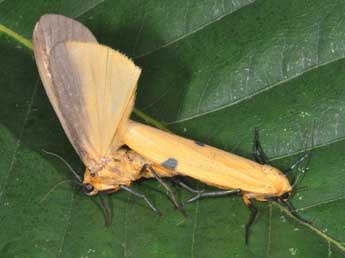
<box><xmin>0</xmin><ymin>1</ymin><xmax>345</xmax><ymax>258</ymax></box>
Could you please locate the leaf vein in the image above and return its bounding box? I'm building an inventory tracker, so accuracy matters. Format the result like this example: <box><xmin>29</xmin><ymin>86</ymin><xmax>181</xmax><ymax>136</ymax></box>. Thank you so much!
<box><xmin>0</xmin><ymin>80</ymin><xmax>38</xmax><ymax>196</ymax></box>
<box><xmin>275</xmin><ymin>202</ymin><xmax>345</xmax><ymax>254</ymax></box>
<box><xmin>132</xmin><ymin>7</ymin><xmax>147</xmax><ymax>57</ymax></box>
<box><xmin>74</xmin><ymin>0</ymin><xmax>105</xmax><ymax>19</ymax></box>
<box><xmin>122</xmin><ymin>194</ymin><xmax>131</xmax><ymax>258</ymax></box>
<box><xmin>134</xmin><ymin>1</ymin><xmax>256</xmax><ymax>59</ymax></box>
<box><xmin>297</xmin><ymin>195</ymin><xmax>345</xmax><ymax>212</ymax></box>
<box><xmin>166</xmin><ymin>59</ymin><xmax>345</xmax><ymax>125</ymax></box>
<box><xmin>271</xmin><ymin>135</ymin><xmax>345</xmax><ymax>162</ymax></box>
<box><xmin>190</xmin><ymin>184</ymin><xmax>200</xmax><ymax>258</ymax></box>
<box><xmin>56</xmin><ymin>191</ymin><xmax>75</xmax><ymax>258</ymax></box>
<box><xmin>265</xmin><ymin>203</ymin><xmax>272</xmax><ymax>258</ymax></box>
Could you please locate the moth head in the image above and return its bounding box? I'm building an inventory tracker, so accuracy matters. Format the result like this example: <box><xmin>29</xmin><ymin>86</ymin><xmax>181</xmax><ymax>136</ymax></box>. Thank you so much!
<box><xmin>82</xmin><ymin>167</ymin><xmax>121</xmax><ymax>196</ymax></box>
<box><xmin>82</xmin><ymin>168</ymin><xmax>99</xmax><ymax>195</ymax></box>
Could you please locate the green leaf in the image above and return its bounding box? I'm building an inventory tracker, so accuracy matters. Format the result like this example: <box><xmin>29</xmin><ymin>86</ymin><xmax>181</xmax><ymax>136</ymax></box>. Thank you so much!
<box><xmin>1</xmin><ymin>1</ymin><xmax>345</xmax><ymax>258</ymax></box>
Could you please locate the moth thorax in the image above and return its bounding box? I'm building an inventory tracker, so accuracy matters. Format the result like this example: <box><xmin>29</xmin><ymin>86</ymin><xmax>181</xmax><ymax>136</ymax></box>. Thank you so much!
<box><xmin>87</xmin><ymin>156</ymin><xmax>112</xmax><ymax>176</ymax></box>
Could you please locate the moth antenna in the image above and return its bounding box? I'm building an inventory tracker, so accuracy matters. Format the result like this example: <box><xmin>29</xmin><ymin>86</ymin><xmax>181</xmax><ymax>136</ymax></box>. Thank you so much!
<box><xmin>39</xmin><ymin>179</ymin><xmax>81</xmax><ymax>203</ymax></box>
<box><xmin>42</xmin><ymin>149</ymin><xmax>82</xmax><ymax>183</ymax></box>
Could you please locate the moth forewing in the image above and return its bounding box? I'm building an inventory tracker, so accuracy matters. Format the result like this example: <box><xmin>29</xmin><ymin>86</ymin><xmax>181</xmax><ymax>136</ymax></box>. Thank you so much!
<box><xmin>47</xmin><ymin>41</ymin><xmax>141</xmax><ymax>171</ymax></box>
<box><xmin>122</xmin><ymin>120</ymin><xmax>292</xmax><ymax>198</ymax></box>
<box><xmin>33</xmin><ymin>16</ymin><xmax>143</xmax><ymax>192</ymax></box>
<box><xmin>33</xmin><ymin>14</ymin><xmax>98</xmax><ymax>163</ymax></box>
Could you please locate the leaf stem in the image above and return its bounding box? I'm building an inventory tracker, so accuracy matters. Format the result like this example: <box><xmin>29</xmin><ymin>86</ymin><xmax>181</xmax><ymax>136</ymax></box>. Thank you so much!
<box><xmin>133</xmin><ymin>108</ymin><xmax>169</xmax><ymax>131</ymax></box>
<box><xmin>0</xmin><ymin>24</ymin><xmax>32</xmax><ymax>50</ymax></box>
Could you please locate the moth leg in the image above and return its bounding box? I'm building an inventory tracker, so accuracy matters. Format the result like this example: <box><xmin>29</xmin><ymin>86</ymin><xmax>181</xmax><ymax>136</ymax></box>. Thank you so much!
<box><xmin>171</xmin><ymin>177</ymin><xmax>204</xmax><ymax>194</ymax></box>
<box><xmin>171</xmin><ymin>178</ymin><xmax>240</xmax><ymax>203</ymax></box>
<box><xmin>120</xmin><ymin>185</ymin><xmax>161</xmax><ymax>216</ymax></box>
<box><xmin>253</xmin><ymin>128</ymin><xmax>269</xmax><ymax>165</ymax></box>
<box><xmin>243</xmin><ymin>195</ymin><xmax>258</xmax><ymax>245</ymax></box>
<box><xmin>144</xmin><ymin>166</ymin><xmax>187</xmax><ymax>217</ymax></box>
<box><xmin>187</xmin><ymin>189</ymin><xmax>240</xmax><ymax>203</ymax></box>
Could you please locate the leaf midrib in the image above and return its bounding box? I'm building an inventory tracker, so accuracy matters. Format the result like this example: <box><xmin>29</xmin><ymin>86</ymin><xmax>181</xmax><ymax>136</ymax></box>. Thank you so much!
<box><xmin>164</xmin><ymin>58</ymin><xmax>345</xmax><ymax>125</ymax></box>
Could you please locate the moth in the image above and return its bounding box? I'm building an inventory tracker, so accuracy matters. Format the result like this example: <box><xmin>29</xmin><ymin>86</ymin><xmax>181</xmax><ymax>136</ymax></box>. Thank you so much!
<box><xmin>33</xmin><ymin>14</ymin><xmax>308</xmax><ymax>244</ymax></box>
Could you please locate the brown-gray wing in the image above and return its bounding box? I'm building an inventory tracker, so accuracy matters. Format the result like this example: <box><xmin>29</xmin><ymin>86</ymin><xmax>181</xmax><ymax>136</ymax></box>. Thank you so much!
<box><xmin>47</xmin><ymin>41</ymin><xmax>141</xmax><ymax>171</ymax></box>
<box><xmin>33</xmin><ymin>14</ymin><xmax>98</xmax><ymax>165</ymax></box>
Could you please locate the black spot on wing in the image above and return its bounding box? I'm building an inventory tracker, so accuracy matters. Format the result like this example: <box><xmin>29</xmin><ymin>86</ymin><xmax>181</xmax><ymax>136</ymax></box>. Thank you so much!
<box><xmin>194</xmin><ymin>140</ymin><xmax>205</xmax><ymax>147</ymax></box>
<box><xmin>161</xmin><ymin>158</ymin><xmax>178</xmax><ymax>170</ymax></box>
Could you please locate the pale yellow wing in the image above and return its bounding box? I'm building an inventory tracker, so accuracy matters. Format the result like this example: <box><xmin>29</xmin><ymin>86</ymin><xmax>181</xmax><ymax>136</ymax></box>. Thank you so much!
<box><xmin>123</xmin><ymin>121</ymin><xmax>290</xmax><ymax>195</ymax></box>
<box><xmin>46</xmin><ymin>41</ymin><xmax>141</xmax><ymax>171</ymax></box>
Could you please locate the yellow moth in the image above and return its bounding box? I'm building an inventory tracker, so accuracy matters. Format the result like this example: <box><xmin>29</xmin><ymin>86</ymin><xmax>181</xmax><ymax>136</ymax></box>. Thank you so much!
<box><xmin>33</xmin><ymin>14</ymin><xmax>307</xmax><ymax>244</ymax></box>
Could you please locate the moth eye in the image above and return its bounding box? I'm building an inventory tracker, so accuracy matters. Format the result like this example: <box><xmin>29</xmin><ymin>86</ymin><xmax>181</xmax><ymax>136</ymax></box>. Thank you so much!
<box><xmin>83</xmin><ymin>183</ymin><xmax>95</xmax><ymax>194</ymax></box>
